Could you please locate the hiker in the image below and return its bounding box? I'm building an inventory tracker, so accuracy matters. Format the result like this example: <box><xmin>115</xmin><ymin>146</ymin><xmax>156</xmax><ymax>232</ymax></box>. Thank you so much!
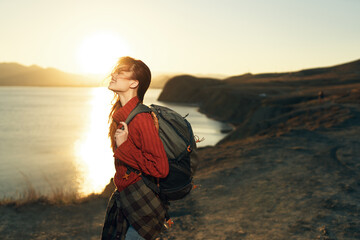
<box><xmin>318</xmin><ymin>90</ymin><xmax>324</xmax><ymax>103</ymax></box>
<box><xmin>101</xmin><ymin>56</ymin><xmax>169</xmax><ymax>240</ymax></box>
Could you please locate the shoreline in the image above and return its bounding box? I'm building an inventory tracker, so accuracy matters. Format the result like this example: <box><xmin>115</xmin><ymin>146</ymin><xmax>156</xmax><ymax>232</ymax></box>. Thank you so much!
<box><xmin>1</xmin><ymin>62</ymin><xmax>360</xmax><ymax>238</ymax></box>
<box><xmin>2</xmin><ymin>122</ymin><xmax>359</xmax><ymax>239</ymax></box>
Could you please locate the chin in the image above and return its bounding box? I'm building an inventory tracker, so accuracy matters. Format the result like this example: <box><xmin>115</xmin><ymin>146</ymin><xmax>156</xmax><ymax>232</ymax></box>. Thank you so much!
<box><xmin>108</xmin><ymin>85</ymin><xmax>115</xmax><ymax>92</ymax></box>
<box><xmin>108</xmin><ymin>83</ymin><xmax>114</xmax><ymax>89</ymax></box>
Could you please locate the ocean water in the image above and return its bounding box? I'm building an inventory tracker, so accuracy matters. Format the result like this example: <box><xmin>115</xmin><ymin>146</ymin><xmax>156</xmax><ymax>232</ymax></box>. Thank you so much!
<box><xmin>0</xmin><ymin>86</ymin><xmax>230</xmax><ymax>199</ymax></box>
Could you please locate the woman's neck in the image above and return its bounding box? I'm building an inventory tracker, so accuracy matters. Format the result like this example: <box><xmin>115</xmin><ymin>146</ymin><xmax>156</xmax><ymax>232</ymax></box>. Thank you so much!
<box><xmin>117</xmin><ymin>90</ymin><xmax>138</xmax><ymax>107</ymax></box>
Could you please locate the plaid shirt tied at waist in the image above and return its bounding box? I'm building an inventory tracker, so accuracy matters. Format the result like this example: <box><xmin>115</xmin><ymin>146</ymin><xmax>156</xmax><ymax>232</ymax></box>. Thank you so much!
<box><xmin>101</xmin><ymin>178</ymin><xmax>167</xmax><ymax>240</ymax></box>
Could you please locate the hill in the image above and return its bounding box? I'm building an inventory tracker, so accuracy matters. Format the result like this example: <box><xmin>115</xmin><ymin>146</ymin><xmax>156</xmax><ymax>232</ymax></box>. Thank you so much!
<box><xmin>0</xmin><ymin>63</ymin><xmax>228</xmax><ymax>89</ymax></box>
<box><xmin>159</xmin><ymin>58</ymin><xmax>360</xmax><ymax>140</ymax></box>
<box><xmin>0</xmin><ymin>63</ymin><xmax>100</xmax><ymax>87</ymax></box>
<box><xmin>224</xmin><ymin>58</ymin><xmax>360</xmax><ymax>84</ymax></box>
<box><xmin>156</xmin><ymin>58</ymin><xmax>360</xmax><ymax>239</ymax></box>
<box><xmin>1</xmin><ymin>58</ymin><xmax>359</xmax><ymax>239</ymax></box>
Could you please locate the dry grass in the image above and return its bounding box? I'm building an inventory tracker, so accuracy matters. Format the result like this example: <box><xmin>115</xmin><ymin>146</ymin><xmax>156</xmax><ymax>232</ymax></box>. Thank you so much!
<box><xmin>0</xmin><ymin>171</ymin><xmax>102</xmax><ymax>207</ymax></box>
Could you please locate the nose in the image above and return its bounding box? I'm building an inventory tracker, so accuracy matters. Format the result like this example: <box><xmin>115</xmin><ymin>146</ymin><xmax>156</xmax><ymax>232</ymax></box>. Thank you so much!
<box><xmin>111</xmin><ymin>73</ymin><xmax>116</xmax><ymax>81</ymax></box>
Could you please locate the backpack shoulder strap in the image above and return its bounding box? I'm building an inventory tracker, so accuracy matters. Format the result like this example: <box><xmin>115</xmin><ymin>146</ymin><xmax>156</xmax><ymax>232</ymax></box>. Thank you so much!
<box><xmin>125</xmin><ymin>103</ymin><xmax>152</xmax><ymax>125</ymax></box>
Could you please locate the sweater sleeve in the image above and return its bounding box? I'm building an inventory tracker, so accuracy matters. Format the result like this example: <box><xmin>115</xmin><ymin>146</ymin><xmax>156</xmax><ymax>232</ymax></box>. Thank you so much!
<box><xmin>113</xmin><ymin>113</ymin><xmax>169</xmax><ymax>178</ymax></box>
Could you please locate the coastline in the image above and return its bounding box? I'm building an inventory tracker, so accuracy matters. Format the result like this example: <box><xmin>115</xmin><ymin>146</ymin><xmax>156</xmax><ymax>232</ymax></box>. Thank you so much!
<box><xmin>1</xmin><ymin>65</ymin><xmax>360</xmax><ymax>239</ymax></box>
<box><xmin>2</xmin><ymin>119</ymin><xmax>359</xmax><ymax>239</ymax></box>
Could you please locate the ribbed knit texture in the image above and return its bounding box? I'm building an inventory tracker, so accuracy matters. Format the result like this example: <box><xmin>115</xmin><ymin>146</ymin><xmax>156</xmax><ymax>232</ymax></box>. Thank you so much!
<box><xmin>112</xmin><ymin>96</ymin><xmax>169</xmax><ymax>192</ymax></box>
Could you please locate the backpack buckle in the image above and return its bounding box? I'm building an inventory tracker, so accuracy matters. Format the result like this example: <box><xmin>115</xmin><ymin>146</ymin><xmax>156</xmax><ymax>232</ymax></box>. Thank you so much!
<box><xmin>164</xmin><ymin>219</ymin><xmax>174</xmax><ymax>229</ymax></box>
<box><xmin>122</xmin><ymin>173</ymin><xmax>130</xmax><ymax>180</ymax></box>
<box><xmin>187</xmin><ymin>145</ymin><xmax>192</xmax><ymax>153</ymax></box>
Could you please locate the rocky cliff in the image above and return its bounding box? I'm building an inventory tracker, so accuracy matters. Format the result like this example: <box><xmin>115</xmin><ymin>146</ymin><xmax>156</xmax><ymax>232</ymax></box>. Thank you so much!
<box><xmin>159</xmin><ymin>59</ymin><xmax>360</xmax><ymax>143</ymax></box>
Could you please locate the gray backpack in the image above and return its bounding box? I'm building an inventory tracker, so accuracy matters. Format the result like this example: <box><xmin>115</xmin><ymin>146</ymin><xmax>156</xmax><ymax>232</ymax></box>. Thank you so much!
<box><xmin>124</xmin><ymin>103</ymin><xmax>199</xmax><ymax>201</ymax></box>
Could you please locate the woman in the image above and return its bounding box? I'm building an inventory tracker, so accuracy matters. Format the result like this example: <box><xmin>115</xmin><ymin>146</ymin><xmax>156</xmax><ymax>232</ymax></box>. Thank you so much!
<box><xmin>101</xmin><ymin>56</ymin><xmax>169</xmax><ymax>240</ymax></box>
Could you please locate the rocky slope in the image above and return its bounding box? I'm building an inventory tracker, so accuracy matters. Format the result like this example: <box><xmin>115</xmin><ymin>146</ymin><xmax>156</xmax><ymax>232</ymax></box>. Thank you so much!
<box><xmin>159</xmin><ymin>59</ymin><xmax>360</xmax><ymax>143</ymax></box>
<box><xmin>1</xmin><ymin>59</ymin><xmax>359</xmax><ymax>239</ymax></box>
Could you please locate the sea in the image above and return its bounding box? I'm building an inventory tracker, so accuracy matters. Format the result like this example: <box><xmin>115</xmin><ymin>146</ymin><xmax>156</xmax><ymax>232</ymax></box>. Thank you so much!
<box><xmin>0</xmin><ymin>86</ymin><xmax>231</xmax><ymax>199</ymax></box>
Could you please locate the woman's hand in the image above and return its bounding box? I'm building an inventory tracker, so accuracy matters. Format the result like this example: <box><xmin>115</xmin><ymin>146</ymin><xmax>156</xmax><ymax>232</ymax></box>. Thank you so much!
<box><xmin>115</xmin><ymin>122</ymin><xmax>128</xmax><ymax>147</ymax></box>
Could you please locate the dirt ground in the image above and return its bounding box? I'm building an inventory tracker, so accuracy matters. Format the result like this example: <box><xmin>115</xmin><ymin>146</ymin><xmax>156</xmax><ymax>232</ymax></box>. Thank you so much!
<box><xmin>1</xmin><ymin>118</ymin><xmax>359</xmax><ymax>239</ymax></box>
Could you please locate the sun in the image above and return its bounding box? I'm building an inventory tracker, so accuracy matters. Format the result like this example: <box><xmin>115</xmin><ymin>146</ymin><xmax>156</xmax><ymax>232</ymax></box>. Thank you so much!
<box><xmin>77</xmin><ymin>32</ymin><xmax>131</xmax><ymax>75</ymax></box>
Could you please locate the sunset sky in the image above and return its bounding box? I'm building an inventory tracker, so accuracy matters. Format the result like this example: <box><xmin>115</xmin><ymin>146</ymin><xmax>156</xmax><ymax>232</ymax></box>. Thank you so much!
<box><xmin>1</xmin><ymin>0</ymin><xmax>359</xmax><ymax>77</ymax></box>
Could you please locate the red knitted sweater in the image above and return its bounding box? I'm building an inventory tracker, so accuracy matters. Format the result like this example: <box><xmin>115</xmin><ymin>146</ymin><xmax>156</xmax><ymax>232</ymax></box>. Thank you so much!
<box><xmin>112</xmin><ymin>96</ymin><xmax>169</xmax><ymax>192</ymax></box>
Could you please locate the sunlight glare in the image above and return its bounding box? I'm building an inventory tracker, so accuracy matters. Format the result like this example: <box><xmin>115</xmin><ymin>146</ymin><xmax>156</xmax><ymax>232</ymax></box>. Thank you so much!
<box><xmin>74</xmin><ymin>87</ymin><xmax>115</xmax><ymax>196</ymax></box>
<box><xmin>77</xmin><ymin>32</ymin><xmax>131</xmax><ymax>75</ymax></box>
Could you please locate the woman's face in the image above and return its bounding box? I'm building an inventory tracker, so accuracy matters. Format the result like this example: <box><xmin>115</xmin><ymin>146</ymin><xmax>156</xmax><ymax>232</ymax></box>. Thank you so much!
<box><xmin>108</xmin><ymin>65</ymin><xmax>136</xmax><ymax>92</ymax></box>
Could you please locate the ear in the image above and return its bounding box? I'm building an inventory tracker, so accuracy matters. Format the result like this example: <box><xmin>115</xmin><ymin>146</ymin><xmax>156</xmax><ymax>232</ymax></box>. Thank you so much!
<box><xmin>129</xmin><ymin>80</ymin><xmax>139</xmax><ymax>89</ymax></box>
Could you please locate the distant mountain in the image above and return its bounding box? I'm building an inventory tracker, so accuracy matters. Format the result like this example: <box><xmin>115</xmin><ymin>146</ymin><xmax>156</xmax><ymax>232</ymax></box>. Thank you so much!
<box><xmin>158</xmin><ymin>74</ymin><xmax>225</xmax><ymax>103</ymax></box>
<box><xmin>3</xmin><ymin>59</ymin><xmax>359</xmax><ymax>88</ymax></box>
<box><xmin>224</xmin><ymin>58</ymin><xmax>360</xmax><ymax>84</ymax></box>
<box><xmin>0</xmin><ymin>63</ymin><xmax>223</xmax><ymax>88</ymax></box>
<box><xmin>159</xmin><ymin>57</ymin><xmax>360</xmax><ymax>130</ymax></box>
<box><xmin>159</xmin><ymin>58</ymin><xmax>360</xmax><ymax>104</ymax></box>
<box><xmin>0</xmin><ymin>63</ymin><xmax>100</xmax><ymax>87</ymax></box>
<box><xmin>150</xmin><ymin>73</ymin><xmax>178</xmax><ymax>89</ymax></box>
<box><xmin>150</xmin><ymin>72</ymin><xmax>229</xmax><ymax>89</ymax></box>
